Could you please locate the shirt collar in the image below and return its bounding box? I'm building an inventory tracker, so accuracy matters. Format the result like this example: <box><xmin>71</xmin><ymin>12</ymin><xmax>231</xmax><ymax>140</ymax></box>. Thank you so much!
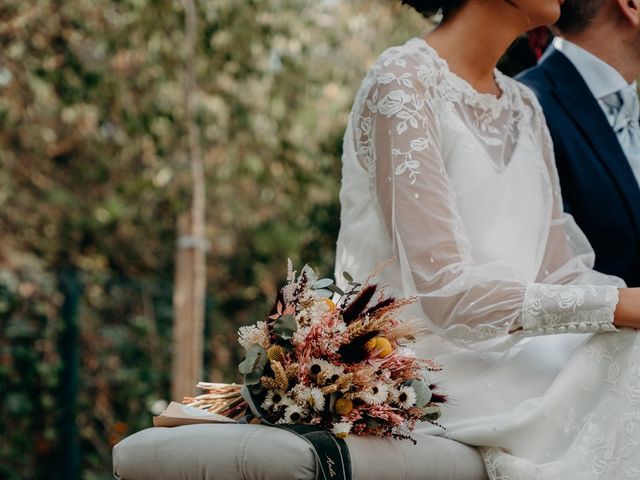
<box><xmin>551</xmin><ymin>37</ymin><xmax>635</xmax><ymax>100</ymax></box>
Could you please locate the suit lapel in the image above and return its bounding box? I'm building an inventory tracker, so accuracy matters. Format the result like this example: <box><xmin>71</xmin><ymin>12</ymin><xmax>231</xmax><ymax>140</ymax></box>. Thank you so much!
<box><xmin>541</xmin><ymin>50</ymin><xmax>640</xmax><ymax>232</ymax></box>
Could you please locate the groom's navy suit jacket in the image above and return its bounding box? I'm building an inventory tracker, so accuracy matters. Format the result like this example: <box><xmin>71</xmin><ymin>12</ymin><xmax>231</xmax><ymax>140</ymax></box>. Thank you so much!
<box><xmin>518</xmin><ymin>50</ymin><xmax>640</xmax><ymax>286</ymax></box>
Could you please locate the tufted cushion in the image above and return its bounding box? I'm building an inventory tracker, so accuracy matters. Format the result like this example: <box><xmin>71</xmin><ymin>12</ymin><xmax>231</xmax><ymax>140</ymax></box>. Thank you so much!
<box><xmin>112</xmin><ymin>424</ymin><xmax>488</xmax><ymax>480</ymax></box>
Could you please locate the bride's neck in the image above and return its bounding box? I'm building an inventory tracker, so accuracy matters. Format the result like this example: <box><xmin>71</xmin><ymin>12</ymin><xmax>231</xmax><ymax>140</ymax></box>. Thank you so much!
<box><xmin>423</xmin><ymin>6</ymin><xmax>525</xmax><ymax>96</ymax></box>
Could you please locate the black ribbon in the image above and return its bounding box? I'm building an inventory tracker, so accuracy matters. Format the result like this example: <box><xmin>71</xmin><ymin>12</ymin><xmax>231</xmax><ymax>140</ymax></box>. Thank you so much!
<box><xmin>240</xmin><ymin>387</ymin><xmax>352</xmax><ymax>480</ymax></box>
<box><xmin>279</xmin><ymin>424</ymin><xmax>351</xmax><ymax>480</ymax></box>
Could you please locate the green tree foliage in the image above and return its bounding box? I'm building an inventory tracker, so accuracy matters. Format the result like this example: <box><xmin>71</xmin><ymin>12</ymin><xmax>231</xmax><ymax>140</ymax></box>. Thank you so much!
<box><xmin>0</xmin><ymin>0</ymin><xmax>535</xmax><ymax>476</ymax></box>
<box><xmin>0</xmin><ymin>1</ymin><xmax>427</xmax><ymax>478</ymax></box>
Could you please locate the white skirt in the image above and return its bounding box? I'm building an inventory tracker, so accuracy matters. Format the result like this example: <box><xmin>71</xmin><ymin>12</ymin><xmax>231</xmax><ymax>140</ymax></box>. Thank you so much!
<box><xmin>415</xmin><ymin>329</ymin><xmax>640</xmax><ymax>479</ymax></box>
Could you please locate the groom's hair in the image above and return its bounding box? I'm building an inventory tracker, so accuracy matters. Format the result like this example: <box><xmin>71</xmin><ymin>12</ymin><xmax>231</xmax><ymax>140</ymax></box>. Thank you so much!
<box><xmin>555</xmin><ymin>0</ymin><xmax>606</xmax><ymax>34</ymax></box>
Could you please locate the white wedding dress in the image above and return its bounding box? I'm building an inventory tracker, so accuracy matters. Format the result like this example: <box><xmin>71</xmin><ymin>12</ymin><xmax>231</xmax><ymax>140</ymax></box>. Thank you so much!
<box><xmin>335</xmin><ymin>37</ymin><xmax>640</xmax><ymax>479</ymax></box>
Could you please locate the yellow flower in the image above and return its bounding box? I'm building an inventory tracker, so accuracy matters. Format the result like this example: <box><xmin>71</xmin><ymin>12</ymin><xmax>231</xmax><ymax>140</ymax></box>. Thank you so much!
<box><xmin>365</xmin><ymin>336</ymin><xmax>394</xmax><ymax>358</ymax></box>
<box><xmin>267</xmin><ymin>345</ymin><xmax>286</xmax><ymax>363</ymax></box>
<box><xmin>323</xmin><ymin>298</ymin><xmax>337</xmax><ymax>312</ymax></box>
<box><xmin>334</xmin><ymin>397</ymin><xmax>353</xmax><ymax>416</ymax></box>
<box><xmin>375</xmin><ymin>337</ymin><xmax>393</xmax><ymax>357</ymax></box>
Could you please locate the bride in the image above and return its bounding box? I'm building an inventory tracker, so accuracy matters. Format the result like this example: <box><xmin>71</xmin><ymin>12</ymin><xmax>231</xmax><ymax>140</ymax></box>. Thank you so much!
<box><xmin>335</xmin><ymin>0</ymin><xmax>640</xmax><ymax>478</ymax></box>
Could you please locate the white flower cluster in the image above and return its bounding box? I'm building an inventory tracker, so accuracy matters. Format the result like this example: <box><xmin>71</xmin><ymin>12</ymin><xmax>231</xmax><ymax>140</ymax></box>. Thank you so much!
<box><xmin>307</xmin><ymin>358</ymin><xmax>345</xmax><ymax>384</ymax></box>
<box><xmin>296</xmin><ymin>295</ymin><xmax>330</xmax><ymax>325</ymax></box>
<box><xmin>238</xmin><ymin>321</ymin><xmax>270</xmax><ymax>350</ymax></box>
<box><xmin>290</xmin><ymin>384</ymin><xmax>326</xmax><ymax>412</ymax></box>
<box><xmin>356</xmin><ymin>383</ymin><xmax>420</xmax><ymax>410</ymax></box>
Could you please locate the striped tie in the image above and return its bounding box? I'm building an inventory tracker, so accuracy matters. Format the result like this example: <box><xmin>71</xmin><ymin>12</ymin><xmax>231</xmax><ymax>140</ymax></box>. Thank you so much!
<box><xmin>601</xmin><ymin>85</ymin><xmax>640</xmax><ymax>185</ymax></box>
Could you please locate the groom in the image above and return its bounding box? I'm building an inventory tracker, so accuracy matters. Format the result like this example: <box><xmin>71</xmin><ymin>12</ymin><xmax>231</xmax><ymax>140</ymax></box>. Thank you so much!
<box><xmin>518</xmin><ymin>0</ymin><xmax>640</xmax><ymax>286</ymax></box>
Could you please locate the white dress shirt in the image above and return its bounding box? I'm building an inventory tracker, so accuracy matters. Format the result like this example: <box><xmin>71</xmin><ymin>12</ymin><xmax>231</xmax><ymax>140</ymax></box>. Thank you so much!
<box><xmin>551</xmin><ymin>37</ymin><xmax>637</xmax><ymax>118</ymax></box>
<box><xmin>549</xmin><ymin>37</ymin><xmax>640</xmax><ymax>185</ymax></box>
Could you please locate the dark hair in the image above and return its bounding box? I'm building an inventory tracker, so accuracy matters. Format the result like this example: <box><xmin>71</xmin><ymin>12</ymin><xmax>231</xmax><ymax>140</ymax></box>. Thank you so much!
<box><xmin>555</xmin><ymin>0</ymin><xmax>606</xmax><ymax>33</ymax></box>
<box><xmin>400</xmin><ymin>0</ymin><xmax>466</xmax><ymax>18</ymax></box>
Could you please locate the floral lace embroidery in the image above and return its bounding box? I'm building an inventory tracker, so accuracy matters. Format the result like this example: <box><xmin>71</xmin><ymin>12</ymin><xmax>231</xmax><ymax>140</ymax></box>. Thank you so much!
<box><xmin>479</xmin><ymin>331</ymin><xmax>640</xmax><ymax>480</ymax></box>
<box><xmin>481</xmin><ymin>447</ymin><xmax>560</xmax><ymax>480</ymax></box>
<box><xmin>353</xmin><ymin>38</ymin><xmax>536</xmax><ymax>184</ymax></box>
<box><xmin>555</xmin><ymin>332</ymin><xmax>640</xmax><ymax>479</ymax></box>
<box><xmin>521</xmin><ymin>284</ymin><xmax>619</xmax><ymax>336</ymax></box>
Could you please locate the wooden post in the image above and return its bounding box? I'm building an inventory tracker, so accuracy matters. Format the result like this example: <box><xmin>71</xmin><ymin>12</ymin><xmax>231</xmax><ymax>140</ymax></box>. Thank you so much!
<box><xmin>171</xmin><ymin>0</ymin><xmax>207</xmax><ymax>401</ymax></box>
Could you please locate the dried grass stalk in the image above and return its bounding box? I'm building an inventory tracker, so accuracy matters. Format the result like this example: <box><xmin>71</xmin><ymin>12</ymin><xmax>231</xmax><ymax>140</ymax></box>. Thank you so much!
<box><xmin>183</xmin><ymin>382</ymin><xmax>247</xmax><ymax>420</ymax></box>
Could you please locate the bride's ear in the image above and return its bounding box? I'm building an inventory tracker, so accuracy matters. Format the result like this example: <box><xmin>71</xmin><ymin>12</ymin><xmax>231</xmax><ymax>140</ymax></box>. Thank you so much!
<box><xmin>615</xmin><ymin>0</ymin><xmax>640</xmax><ymax>27</ymax></box>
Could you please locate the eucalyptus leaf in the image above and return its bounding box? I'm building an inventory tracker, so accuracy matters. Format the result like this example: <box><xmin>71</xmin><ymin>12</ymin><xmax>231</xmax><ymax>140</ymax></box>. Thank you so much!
<box><xmin>313</xmin><ymin>278</ymin><xmax>333</xmax><ymax>289</ymax></box>
<box><xmin>273</xmin><ymin>314</ymin><xmax>297</xmax><ymax>340</ymax></box>
<box><xmin>342</xmin><ymin>271</ymin><xmax>354</xmax><ymax>282</ymax></box>
<box><xmin>249</xmin><ymin>384</ymin><xmax>264</xmax><ymax>396</ymax></box>
<box><xmin>302</xmin><ymin>264</ymin><xmax>317</xmax><ymax>284</ymax></box>
<box><xmin>410</xmin><ymin>379</ymin><xmax>432</xmax><ymax>408</ymax></box>
<box><xmin>245</xmin><ymin>369</ymin><xmax>264</xmax><ymax>386</ymax></box>
<box><xmin>314</xmin><ymin>288</ymin><xmax>333</xmax><ymax>298</ymax></box>
<box><xmin>327</xmin><ymin>284</ymin><xmax>345</xmax><ymax>295</ymax></box>
<box><xmin>238</xmin><ymin>344</ymin><xmax>267</xmax><ymax>375</ymax></box>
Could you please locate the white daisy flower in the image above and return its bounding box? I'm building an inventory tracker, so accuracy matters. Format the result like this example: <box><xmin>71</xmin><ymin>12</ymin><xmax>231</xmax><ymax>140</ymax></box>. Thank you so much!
<box><xmin>261</xmin><ymin>390</ymin><xmax>288</xmax><ymax>410</ymax></box>
<box><xmin>331</xmin><ymin>421</ymin><xmax>352</xmax><ymax>439</ymax></box>
<box><xmin>360</xmin><ymin>382</ymin><xmax>390</xmax><ymax>405</ymax></box>
<box><xmin>283</xmin><ymin>404</ymin><xmax>307</xmax><ymax>423</ymax></box>
<box><xmin>326</xmin><ymin>364</ymin><xmax>345</xmax><ymax>384</ymax></box>
<box><xmin>238</xmin><ymin>321</ymin><xmax>270</xmax><ymax>349</ymax></box>
<box><xmin>308</xmin><ymin>358</ymin><xmax>333</xmax><ymax>379</ymax></box>
<box><xmin>292</xmin><ymin>385</ymin><xmax>326</xmax><ymax>411</ymax></box>
<box><xmin>309</xmin><ymin>388</ymin><xmax>326</xmax><ymax>411</ymax></box>
<box><xmin>396</xmin><ymin>385</ymin><xmax>417</xmax><ymax>410</ymax></box>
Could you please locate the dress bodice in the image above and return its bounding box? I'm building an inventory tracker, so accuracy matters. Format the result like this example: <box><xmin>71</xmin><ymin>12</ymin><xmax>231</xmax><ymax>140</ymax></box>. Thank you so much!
<box><xmin>444</xmin><ymin>107</ymin><xmax>551</xmax><ymax>282</ymax></box>
<box><xmin>336</xmin><ymin>37</ymin><xmax>621</xmax><ymax>350</ymax></box>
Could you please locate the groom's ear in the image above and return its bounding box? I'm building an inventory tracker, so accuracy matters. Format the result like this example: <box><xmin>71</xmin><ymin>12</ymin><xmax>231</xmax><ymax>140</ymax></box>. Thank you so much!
<box><xmin>615</xmin><ymin>0</ymin><xmax>640</xmax><ymax>26</ymax></box>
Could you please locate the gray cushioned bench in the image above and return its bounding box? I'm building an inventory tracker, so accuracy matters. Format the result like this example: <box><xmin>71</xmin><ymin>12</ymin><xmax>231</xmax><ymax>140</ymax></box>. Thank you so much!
<box><xmin>112</xmin><ymin>424</ymin><xmax>488</xmax><ymax>479</ymax></box>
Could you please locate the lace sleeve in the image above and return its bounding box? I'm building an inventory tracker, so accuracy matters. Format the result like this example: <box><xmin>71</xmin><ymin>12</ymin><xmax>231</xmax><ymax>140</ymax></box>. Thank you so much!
<box><xmin>524</xmin><ymin>98</ymin><xmax>623</xmax><ymax>335</ymax></box>
<box><xmin>361</xmin><ymin>67</ymin><xmax>620</xmax><ymax>349</ymax></box>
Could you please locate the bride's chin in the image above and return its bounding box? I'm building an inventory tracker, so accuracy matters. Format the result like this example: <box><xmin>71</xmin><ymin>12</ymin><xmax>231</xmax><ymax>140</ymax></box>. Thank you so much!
<box><xmin>518</xmin><ymin>0</ymin><xmax>562</xmax><ymax>28</ymax></box>
<box><xmin>531</xmin><ymin>14</ymin><xmax>560</xmax><ymax>29</ymax></box>
<box><xmin>543</xmin><ymin>2</ymin><xmax>562</xmax><ymax>24</ymax></box>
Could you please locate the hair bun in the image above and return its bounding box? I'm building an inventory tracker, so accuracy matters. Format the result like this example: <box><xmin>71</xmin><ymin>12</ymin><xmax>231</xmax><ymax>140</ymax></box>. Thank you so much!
<box><xmin>400</xmin><ymin>0</ymin><xmax>464</xmax><ymax>17</ymax></box>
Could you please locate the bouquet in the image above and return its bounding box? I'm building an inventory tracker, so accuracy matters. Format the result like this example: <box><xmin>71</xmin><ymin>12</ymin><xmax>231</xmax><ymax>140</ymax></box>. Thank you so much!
<box><xmin>237</xmin><ymin>262</ymin><xmax>445</xmax><ymax>439</ymax></box>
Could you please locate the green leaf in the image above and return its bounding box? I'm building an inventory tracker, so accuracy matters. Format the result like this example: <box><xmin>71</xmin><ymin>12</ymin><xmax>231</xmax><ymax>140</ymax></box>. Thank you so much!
<box><xmin>314</xmin><ymin>288</ymin><xmax>333</xmax><ymax>298</ymax></box>
<box><xmin>410</xmin><ymin>379</ymin><xmax>432</xmax><ymax>408</ymax></box>
<box><xmin>313</xmin><ymin>278</ymin><xmax>333</xmax><ymax>289</ymax></box>
<box><xmin>302</xmin><ymin>265</ymin><xmax>317</xmax><ymax>284</ymax></box>
<box><xmin>342</xmin><ymin>271</ymin><xmax>353</xmax><ymax>282</ymax></box>
<box><xmin>327</xmin><ymin>284</ymin><xmax>344</xmax><ymax>295</ymax></box>
<box><xmin>273</xmin><ymin>314</ymin><xmax>297</xmax><ymax>340</ymax></box>
<box><xmin>421</xmin><ymin>406</ymin><xmax>441</xmax><ymax>421</ymax></box>
<box><xmin>245</xmin><ymin>369</ymin><xmax>263</xmax><ymax>386</ymax></box>
<box><xmin>238</xmin><ymin>344</ymin><xmax>267</xmax><ymax>375</ymax></box>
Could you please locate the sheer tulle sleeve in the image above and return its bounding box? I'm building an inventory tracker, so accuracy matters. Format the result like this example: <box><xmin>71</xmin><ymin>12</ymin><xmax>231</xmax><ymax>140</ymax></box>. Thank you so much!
<box><xmin>360</xmin><ymin>70</ymin><xmax>621</xmax><ymax>349</ymax></box>
<box><xmin>524</xmin><ymin>105</ymin><xmax>625</xmax><ymax>335</ymax></box>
